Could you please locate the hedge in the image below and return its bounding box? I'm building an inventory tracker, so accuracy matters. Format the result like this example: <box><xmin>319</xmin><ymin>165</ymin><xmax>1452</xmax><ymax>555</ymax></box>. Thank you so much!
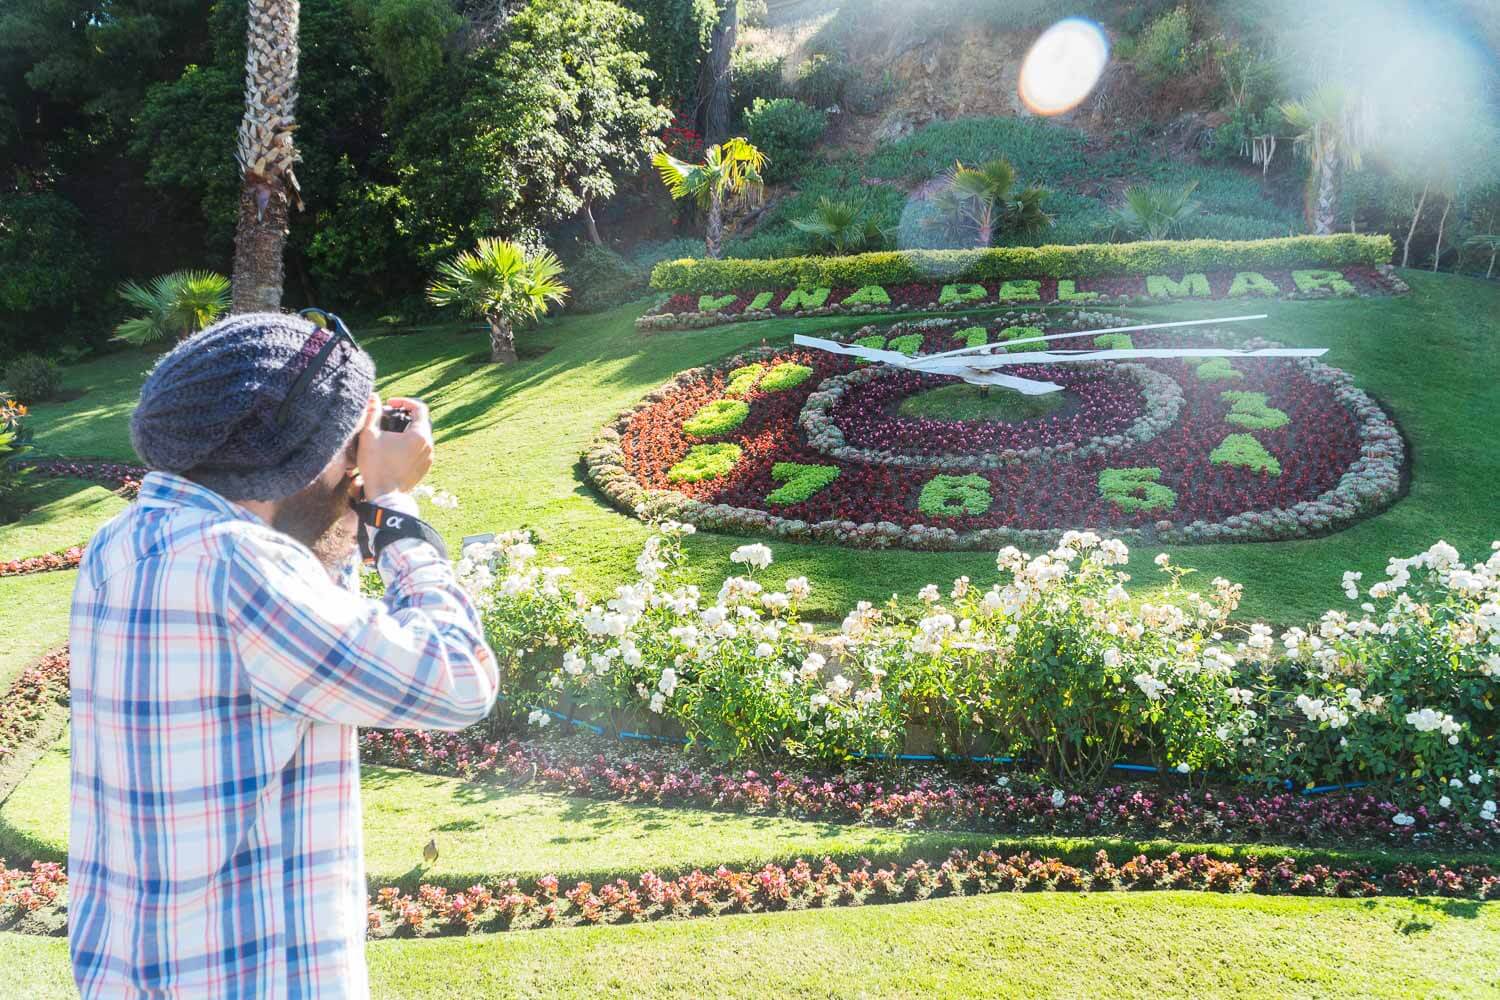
<box><xmin>649</xmin><ymin>234</ymin><xmax>1395</xmax><ymax>294</ymax></box>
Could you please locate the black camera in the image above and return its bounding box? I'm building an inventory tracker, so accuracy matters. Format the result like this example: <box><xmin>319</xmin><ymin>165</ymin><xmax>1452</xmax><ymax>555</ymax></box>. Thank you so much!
<box><xmin>379</xmin><ymin>405</ymin><xmax>412</xmax><ymax>433</ymax></box>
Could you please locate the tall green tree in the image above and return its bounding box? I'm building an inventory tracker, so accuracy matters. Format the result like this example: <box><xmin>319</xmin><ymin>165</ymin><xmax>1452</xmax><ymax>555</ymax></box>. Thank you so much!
<box><xmin>652</xmin><ymin>136</ymin><xmax>766</xmax><ymax>258</ymax></box>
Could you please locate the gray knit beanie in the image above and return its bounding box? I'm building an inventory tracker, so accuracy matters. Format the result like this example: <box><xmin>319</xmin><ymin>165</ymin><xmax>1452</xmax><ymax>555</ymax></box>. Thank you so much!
<box><xmin>130</xmin><ymin>312</ymin><xmax>376</xmax><ymax>501</ymax></box>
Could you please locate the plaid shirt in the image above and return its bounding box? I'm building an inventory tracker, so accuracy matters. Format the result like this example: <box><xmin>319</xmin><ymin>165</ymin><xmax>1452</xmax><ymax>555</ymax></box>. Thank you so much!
<box><xmin>68</xmin><ymin>472</ymin><xmax>497</xmax><ymax>998</ymax></box>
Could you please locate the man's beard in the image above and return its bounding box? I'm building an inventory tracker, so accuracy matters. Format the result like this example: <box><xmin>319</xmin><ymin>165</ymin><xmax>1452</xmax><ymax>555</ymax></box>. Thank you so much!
<box><xmin>272</xmin><ymin>473</ymin><xmax>361</xmax><ymax>573</ymax></box>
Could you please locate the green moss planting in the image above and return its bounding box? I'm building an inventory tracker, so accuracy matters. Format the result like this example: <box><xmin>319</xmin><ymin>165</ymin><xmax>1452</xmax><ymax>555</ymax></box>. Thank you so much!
<box><xmin>1002</xmin><ymin>326</ymin><xmax>1045</xmax><ymax>353</ymax></box>
<box><xmin>896</xmin><ymin>383</ymin><xmax>1066</xmax><ymax>423</ymax></box>
<box><xmin>1292</xmin><ymin>269</ymin><xmax>1356</xmax><ymax>295</ymax></box>
<box><xmin>682</xmin><ymin>399</ymin><xmax>750</xmax><ymax>438</ymax></box>
<box><xmin>842</xmin><ymin>285</ymin><xmax>891</xmax><ymax>306</ymax></box>
<box><xmin>724</xmin><ymin>364</ymin><xmax>767</xmax><ymax>397</ymax></box>
<box><xmin>748</xmin><ymin>291</ymin><xmax>775</xmax><ymax>310</ymax></box>
<box><xmin>997</xmin><ymin>279</ymin><xmax>1042</xmax><ymax>302</ymax></box>
<box><xmin>698</xmin><ymin>293</ymin><xmax>738</xmax><ymax>311</ymax></box>
<box><xmin>917</xmin><ymin>473</ymin><xmax>993</xmax><ymax>517</ymax></box>
<box><xmin>957</xmin><ymin>326</ymin><xmax>989</xmax><ymax>348</ymax></box>
<box><xmin>766</xmin><ymin>462</ymin><xmax>840</xmax><ymax>505</ymax></box>
<box><xmin>1221</xmin><ymin>391</ymin><xmax>1289</xmax><ymax>430</ymax></box>
<box><xmin>1147</xmin><ymin>273</ymin><xmax>1211</xmax><ymax>298</ymax></box>
<box><xmin>1228</xmin><ymin>271</ymin><xmax>1279</xmax><ymax>297</ymax></box>
<box><xmin>1093</xmin><ymin>334</ymin><xmax>1134</xmax><ymax>350</ymax></box>
<box><xmin>938</xmin><ymin>283</ymin><xmax>988</xmax><ymax>305</ymax></box>
<box><xmin>1098</xmin><ymin>467</ymin><xmax>1178</xmax><ymax>513</ymax></box>
<box><xmin>1197</xmin><ymin>358</ymin><xmax>1244</xmax><ymax>382</ymax></box>
<box><xmin>887</xmin><ymin>334</ymin><xmax>925</xmax><ymax>356</ymax></box>
<box><xmin>780</xmin><ymin>287</ymin><xmax>831</xmax><ymax>311</ymax></box>
<box><xmin>667</xmin><ymin>442</ymin><xmax>744</xmax><ymax>482</ymax></box>
<box><xmin>759</xmin><ymin>362</ymin><xmax>814</xmax><ymax>392</ymax></box>
<box><xmin>1210</xmin><ymin>433</ymin><xmax>1281</xmax><ymax>475</ymax></box>
<box><xmin>1056</xmin><ymin>279</ymin><xmax>1099</xmax><ymax>301</ymax></box>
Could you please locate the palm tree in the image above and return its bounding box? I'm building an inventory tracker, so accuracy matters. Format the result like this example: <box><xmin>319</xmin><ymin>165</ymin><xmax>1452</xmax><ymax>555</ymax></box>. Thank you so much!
<box><xmin>1111</xmin><ymin>180</ymin><xmax>1202</xmax><ymax>241</ymax></box>
<box><xmin>426</xmin><ymin>239</ymin><xmax>569</xmax><ymax>364</ymax></box>
<box><xmin>652</xmin><ymin>137</ymin><xmax>766</xmax><ymax>259</ymax></box>
<box><xmin>114</xmin><ymin>271</ymin><xmax>233</xmax><ymax>346</ymax></box>
<box><xmin>791</xmin><ymin>198</ymin><xmax>889</xmax><ymax>255</ymax></box>
<box><xmin>230</xmin><ymin>0</ymin><xmax>302</xmax><ymax>313</ymax></box>
<box><xmin>1279</xmin><ymin>85</ymin><xmax>1373</xmax><ymax>235</ymax></box>
<box><xmin>934</xmin><ymin>159</ymin><xmax>1051</xmax><ymax>247</ymax></box>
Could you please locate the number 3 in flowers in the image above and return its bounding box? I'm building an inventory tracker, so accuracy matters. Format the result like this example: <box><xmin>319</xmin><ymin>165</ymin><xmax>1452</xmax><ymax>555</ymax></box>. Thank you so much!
<box><xmin>1098</xmin><ymin>467</ymin><xmax>1177</xmax><ymax>513</ymax></box>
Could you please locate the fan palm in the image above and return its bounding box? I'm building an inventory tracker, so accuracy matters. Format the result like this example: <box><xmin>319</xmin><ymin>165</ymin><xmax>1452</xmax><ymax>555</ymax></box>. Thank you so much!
<box><xmin>936</xmin><ymin>159</ymin><xmax>1052</xmax><ymax>246</ymax></box>
<box><xmin>113</xmin><ymin>271</ymin><xmax>232</xmax><ymax>346</ymax></box>
<box><xmin>652</xmin><ymin>137</ymin><xmax>766</xmax><ymax>258</ymax></box>
<box><xmin>1279</xmin><ymin>84</ymin><xmax>1373</xmax><ymax>235</ymax></box>
<box><xmin>1112</xmin><ymin>180</ymin><xmax>1202</xmax><ymax>241</ymax></box>
<box><xmin>426</xmin><ymin>238</ymin><xmax>569</xmax><ymax>364</ymax></box>
<box><xmin>230</xmin><ymin>0</ymin><xmax>303</xmax><ymax>312</ymax></box>
<box><xmin>791</xmin><ymin>197</ymin><xmax>889</xmax><ymax>255</ymax></box>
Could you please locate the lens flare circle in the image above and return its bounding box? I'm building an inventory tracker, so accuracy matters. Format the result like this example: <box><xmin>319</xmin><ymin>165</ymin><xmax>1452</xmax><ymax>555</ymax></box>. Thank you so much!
<box><xmin>1018</xmin><ymin>18</ymin><xmax>1109</xmax><ymax>117</ymax></box>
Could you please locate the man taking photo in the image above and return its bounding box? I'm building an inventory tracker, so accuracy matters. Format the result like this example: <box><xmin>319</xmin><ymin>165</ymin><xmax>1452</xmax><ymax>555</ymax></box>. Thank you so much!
<box><xmin>68</xmin><ymin>311</ymin><xmax>498</xmax><ymax>998</ymax></box>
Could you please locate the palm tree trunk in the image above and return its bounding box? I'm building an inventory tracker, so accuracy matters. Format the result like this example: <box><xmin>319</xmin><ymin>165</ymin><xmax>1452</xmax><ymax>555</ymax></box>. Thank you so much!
<box><xmin>697</xmin><ymin>0</ymin><xmax>737</xmax><ymax>145</ymax></box>
<box><xmin>230</xmin><ymin>0</ymin><xmax>302</xmax><ymax>314</ymax></box>
<box><xmin>1431</xmin><ymin>193</ymin><xmax>1452</xmax><ymax>273</ymax></box>
<box><xmin>705</xmin><ymin>192</ymin><xmax>724</xmax><ymax>259</ymax></box>
<box><xmin>489</xmin><ymin>315</ymin><xmax>518</xmax><ymax>364</ymax></box>
<box><xmin>1313</xmin><ymin>147</ymin><xmax>1339</xmax><ymax>235</ymax></box>
<box><xmin>1401</xmin><ymin>181</ymin><xmax>1430</xmax><ymax>269</ymax></box>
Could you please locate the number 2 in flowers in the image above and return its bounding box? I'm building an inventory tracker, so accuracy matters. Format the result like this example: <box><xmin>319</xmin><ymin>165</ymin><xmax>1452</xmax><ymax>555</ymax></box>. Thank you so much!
<box><xmin>1098</xmin><ymin>467</ymin><xmax>1177</xmax><ymax>513</ymax></box>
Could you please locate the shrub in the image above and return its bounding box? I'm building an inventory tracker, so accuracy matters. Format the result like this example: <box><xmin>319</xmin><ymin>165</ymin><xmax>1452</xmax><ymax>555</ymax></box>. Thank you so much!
<box><xmin>793</xmin><ymin>53</ymin><xmax>852</xmax><ymax>108</ymax></box>
<box><xmin>1112</xmin><ymin>181</ymin><xmax>1202</xmax><ymax>241</ymax></box>
<box><xmin>1134</xmin><ymin>5</ymin><xmax>1195</xmax><ymax>85</ymax></box>
<box><xmin>1243</xmin><ymin>541</ymin><xmax>1500</xmax><ymax>815</ymax></box>
<box><xmin>113</xmin><ymin>271</ymin><xmax>231</xmax><ymax>346</ymax></box>
<box><xmin>0</xmin><ymin>395</ymin><xmax>34</xmax><ymax>523</ymax></box>
<box><xmin>564</xmin><ymin>245</ymin><xmax>647</xmax><ymax>313</ymax></box>
<box><xmin>3</xmin><ymin>355</ymin><xmax>63</xmax><ymax>404</ymax></box>
<box><xmin>744</xmin><ymin>98</ymin><xmax>827</xmax><ymax>183</ymax></box>
<box><xmin>461</xmin><ymin>528</ymin><xmax>1498</xmax><ymax>817</ymax></box>
<box><xmin>842</xmin><ymin>70</ymin><xmax>896</xmax><ymax>116</ymax></box>
<box><xmin>731</xmin><ymin>46</ymin><xmax>788</xmax><ymax>119</ymax></box>
<box><xmin>649</xmin><ymin>234</ymin><xmax>1395</xmax><ymax>294</ymax></box>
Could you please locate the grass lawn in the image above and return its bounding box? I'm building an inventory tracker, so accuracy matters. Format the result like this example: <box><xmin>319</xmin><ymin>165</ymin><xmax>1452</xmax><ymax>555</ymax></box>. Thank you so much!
<box><xmin>897</xmin><ymin>382</ymin><xmax>1068</xmax><ymax>422</ymax></box>
<box><xmin>0</xmin><ymin>479</ymin><xmax>126</xmax><ymax>561</ymax></box>
<box><xmin>5</xmin><ymin>890</ymin><xmax>1497</xmax><ymax>999</ymax></box>
<box><xmin>0</xmin><ymin>571</ymin><xmax>74</xmax><ymax>692</ymax></box>
<box><xmin>5</xmin><ymin>270</ymin><xmax>1498</xmax><ymax>627</ymax></box>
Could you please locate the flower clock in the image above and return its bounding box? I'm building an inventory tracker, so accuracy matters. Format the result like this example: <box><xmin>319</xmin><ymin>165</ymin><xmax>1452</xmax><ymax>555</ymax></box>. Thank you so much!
<box><xmin>587</xmin><ymin>311</ymin><xmax>1405</xmax><ymax>549</ymax></box>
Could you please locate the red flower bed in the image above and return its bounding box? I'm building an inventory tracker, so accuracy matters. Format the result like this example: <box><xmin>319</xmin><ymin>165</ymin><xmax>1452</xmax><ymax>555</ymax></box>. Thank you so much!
<box><xmin>0</xmin><ymin>648</ymin><xmax>69</xmax><ymax>766</ymax></box>
<box><xmin>359</xmin><ymin>730</ymin><xmax>1500</xmax><ymax>850</ymax></box>
<box><xmin>360</xmin><ymin>848</ymin><xmax>1499</xmax><ymax>936</ymax></box>
<box><xmin>0</xmin><ymin>546</ymin><xmax>84</xmax><ymax>578</ymax></box>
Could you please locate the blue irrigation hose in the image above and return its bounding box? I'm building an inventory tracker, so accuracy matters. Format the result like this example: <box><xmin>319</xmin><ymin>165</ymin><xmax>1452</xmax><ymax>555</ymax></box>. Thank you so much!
<box><xmin>505</xmin><ymin>698</ymin><xmax>1361</xmax><ymax>796</ymax></box>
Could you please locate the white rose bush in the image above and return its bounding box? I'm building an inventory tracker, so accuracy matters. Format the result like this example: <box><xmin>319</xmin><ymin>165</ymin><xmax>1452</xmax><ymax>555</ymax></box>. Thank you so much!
<box><xmin>453</xmin><ymin>524</ymin><xmax>1498</xmax><ymax>821</ymax></box>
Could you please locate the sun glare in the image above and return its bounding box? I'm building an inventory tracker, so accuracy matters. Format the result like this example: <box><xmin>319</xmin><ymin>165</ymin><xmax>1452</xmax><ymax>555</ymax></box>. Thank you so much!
<box><xmin>1018</xmin><ymin>18</ymin><xmax>1110</xmax><ymax>116</ymax></box>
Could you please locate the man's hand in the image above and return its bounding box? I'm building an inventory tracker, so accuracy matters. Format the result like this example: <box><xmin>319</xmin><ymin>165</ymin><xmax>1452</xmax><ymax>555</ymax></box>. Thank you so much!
<box><xmin>357</xmin><ymin>394</ymin><xmax>433</xmax><ymax>498</ymax></box>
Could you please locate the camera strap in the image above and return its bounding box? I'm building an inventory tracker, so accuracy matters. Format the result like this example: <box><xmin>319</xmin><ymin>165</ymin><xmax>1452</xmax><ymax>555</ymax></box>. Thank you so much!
<box><xmin>354</xmin><ymin>501</ymin><xmax>448</xmax><ymax>563</ymax></box>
